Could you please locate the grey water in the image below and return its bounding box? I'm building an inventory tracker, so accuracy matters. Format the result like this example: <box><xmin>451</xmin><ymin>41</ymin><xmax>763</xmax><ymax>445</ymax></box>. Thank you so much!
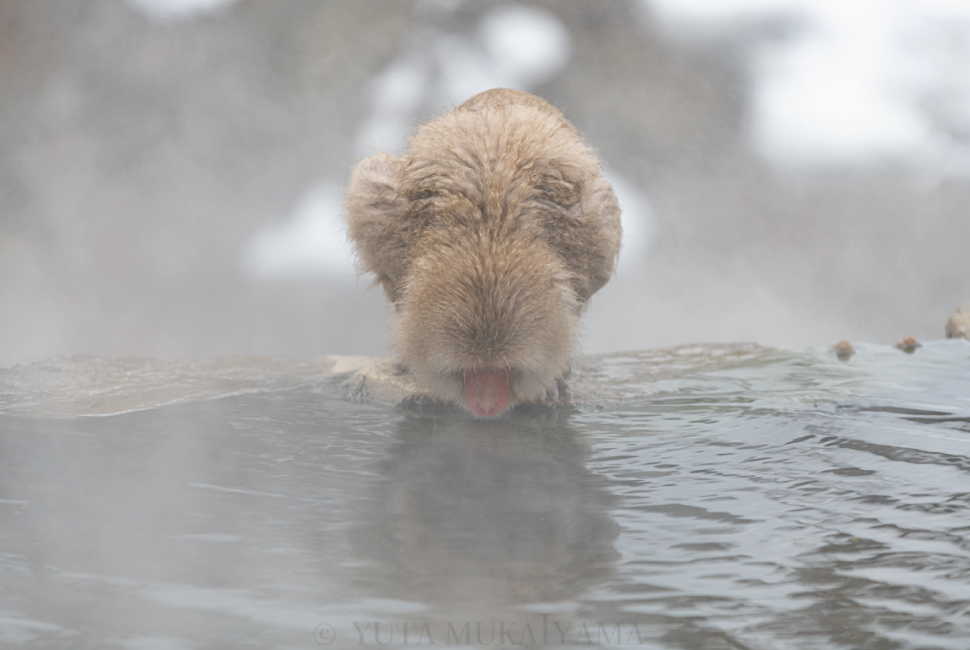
<box><xmin>1</xmin><ymin>342</ymin><xmax>969</xmax><ymax>649</ymax></box>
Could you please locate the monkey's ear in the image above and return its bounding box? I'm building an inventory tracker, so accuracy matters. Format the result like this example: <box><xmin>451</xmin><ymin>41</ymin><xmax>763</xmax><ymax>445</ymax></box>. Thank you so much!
<box><xmin>345</xmin><ymin>152</ymin><xmax>407</xmax><ymax>300</ymax></box>
<box><xmin>579</xmin><ymin>176</ymin><xmax>623</xmax><ymax>300</ymax></box>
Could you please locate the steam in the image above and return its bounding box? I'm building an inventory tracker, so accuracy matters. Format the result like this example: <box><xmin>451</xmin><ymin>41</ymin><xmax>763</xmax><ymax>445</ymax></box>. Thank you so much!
<box><xmin>646</xmin><ymin>0</ymin><xmax>970</xmax><ymax>173</ymax></box>
<box><xmin>127</xmin><ymin>0</ymin><xmax>240</xmax><ymax>21</ymax></box>
<box><xmin>241</xmin><ymin>4</ymin><xmax>573</xmax><ymax>282</ymax></box>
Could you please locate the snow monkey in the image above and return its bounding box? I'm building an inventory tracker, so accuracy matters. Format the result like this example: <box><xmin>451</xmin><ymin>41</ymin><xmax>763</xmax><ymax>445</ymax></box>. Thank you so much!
<box><xmin>346</xmin><ymin>89</ymin><xmax>622</xmax><ymax>418</ymax></box>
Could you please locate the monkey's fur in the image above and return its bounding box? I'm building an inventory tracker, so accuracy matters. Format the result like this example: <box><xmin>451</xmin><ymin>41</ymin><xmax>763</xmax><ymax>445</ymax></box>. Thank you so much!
<box><xmin>345</xmin><ymin>89</ymin><xmax>621</xmax><ymax>417</ymax></box>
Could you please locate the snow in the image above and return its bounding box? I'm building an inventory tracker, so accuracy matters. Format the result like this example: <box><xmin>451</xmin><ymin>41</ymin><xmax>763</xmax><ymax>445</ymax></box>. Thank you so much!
<box><xmin>126</xmin><ymin>0</ymin><xmax>240</xmax><ymax>21</ymax></box>
<box><xmin>604</xmin><ymin>173</ymin><xmax>654</xmax><ymax>271</ymax></box>
<box><xmin>241</xmin><ymin>185</ymin><xmax>356</xmax><ymax>280</ymax></box>
<box><xmin>252</xmin><ymin>3</ymin><xmax>575</xmax><ymax>281</ymax></box>
<box><xmin>646</xmin><ymin>0</ymin><xmax>970</xmax><ymax>171</ymax></box>
<box><xmin>355</xmin><ymin>4</ymin><xmax>571</xmax><ymax>157</ymax></box>
<box><xmin>479</xmin><ymin>5</ymin><xmax>573</xmax><ymax>90</ymax></box>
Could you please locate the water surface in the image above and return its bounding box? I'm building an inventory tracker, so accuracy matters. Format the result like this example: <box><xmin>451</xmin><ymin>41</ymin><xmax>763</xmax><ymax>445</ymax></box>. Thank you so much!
<box><xmin>1</xmin><ymin>342</ymin><xmax>968</xmax><ymax>649</ymax></box>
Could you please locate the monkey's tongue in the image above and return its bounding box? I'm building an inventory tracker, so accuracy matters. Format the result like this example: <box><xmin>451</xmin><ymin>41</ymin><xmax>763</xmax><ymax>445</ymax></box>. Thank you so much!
<box><xmin>463</xmin><ymin>369</ymin><xmax>512</xmax><ymax>418</ymax></box>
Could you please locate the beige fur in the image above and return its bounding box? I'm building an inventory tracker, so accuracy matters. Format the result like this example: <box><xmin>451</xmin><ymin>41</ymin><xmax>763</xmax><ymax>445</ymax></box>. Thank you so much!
<box><xmin>345</xmin><ymin>89</ymin><xmax>622</xmax><ymax>414</ymax></box>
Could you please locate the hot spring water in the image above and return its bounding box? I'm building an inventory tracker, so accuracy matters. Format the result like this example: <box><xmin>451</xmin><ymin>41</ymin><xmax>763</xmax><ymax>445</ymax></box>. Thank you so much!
<box><xmin>0</xmin><ymin>342</ymin><xmax>968</xmax><ymax>648</ymax></box>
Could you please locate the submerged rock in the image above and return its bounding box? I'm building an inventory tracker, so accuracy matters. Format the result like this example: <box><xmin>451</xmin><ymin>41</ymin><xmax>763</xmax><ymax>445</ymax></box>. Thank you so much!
<box><xmin>945</xmin><ymin>305</ymin><xmax>970</xmax><ymax>340</ymax></box>
<box><xmin>0</xmin><ymin>344</ymin><xmax>775</xmax><ymax>418</ymax></box>
<box><xmin>0</xmin><ymin>355</ymin><xmax>361</xmax><ymax>419</ymax></box>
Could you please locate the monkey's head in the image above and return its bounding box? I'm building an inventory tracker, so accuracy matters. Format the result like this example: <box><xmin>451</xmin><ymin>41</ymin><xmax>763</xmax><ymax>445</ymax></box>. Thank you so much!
<box><xmin>395</xmin><ymin>233</ymin><xmax>578</xmax><ymax>418</ymax></box>
<box><xmin>345</xmin><ymin>90</ymin><xmax>622</xmax><ymax>418</ymax></box>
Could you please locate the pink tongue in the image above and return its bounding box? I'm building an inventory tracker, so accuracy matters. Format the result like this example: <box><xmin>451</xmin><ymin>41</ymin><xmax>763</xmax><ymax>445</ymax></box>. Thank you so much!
<box><xmin>463</xmin><ymin>369</ymin><xmax>512</xmax><ymax>418</ymax></box>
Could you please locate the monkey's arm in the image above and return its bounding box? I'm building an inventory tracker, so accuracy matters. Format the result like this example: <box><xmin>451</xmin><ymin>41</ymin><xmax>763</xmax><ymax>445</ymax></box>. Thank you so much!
<box><xmin>579</xmin><ymin>177</ymin><xmax>623</xmax><ymax>300</ymax></box>
<box><xmin>345</xmin><ymin>153</ymin><xmax>408</xmax><ymax>301</ymax></box>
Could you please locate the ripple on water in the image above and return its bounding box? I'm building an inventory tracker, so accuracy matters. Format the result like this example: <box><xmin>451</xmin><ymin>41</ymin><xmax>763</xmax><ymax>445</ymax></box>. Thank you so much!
<box><xmin>0</xmin><ymin>341</ymin><xmax>968</xmax><ymax>648</ymax></box>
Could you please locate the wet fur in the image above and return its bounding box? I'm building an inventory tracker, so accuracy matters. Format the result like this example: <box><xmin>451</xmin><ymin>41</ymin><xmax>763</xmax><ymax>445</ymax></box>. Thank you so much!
<box><xmin>346</xmin><ymin>89</ymin><xmax>621</xmax><ymax>414</ymax></box>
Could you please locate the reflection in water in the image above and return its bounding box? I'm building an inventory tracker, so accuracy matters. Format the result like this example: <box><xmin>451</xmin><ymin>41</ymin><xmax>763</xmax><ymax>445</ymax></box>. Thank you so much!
<box><xmin>350</xmin><ymin>408</ymin><xmax>620</xmax><ymax>608</ymax></box>
<box><xmin>0</xmin><ymin>343</ymin><xmax>967</xmax><ymax>648</ymax></box>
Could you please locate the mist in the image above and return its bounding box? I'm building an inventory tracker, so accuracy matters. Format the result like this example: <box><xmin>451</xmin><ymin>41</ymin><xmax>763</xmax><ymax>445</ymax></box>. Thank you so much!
<box><xmin>2</xmin><ymin>5</ymin><xmax>970</xmax><ymax>645</ymax></box>
<box><xmin>1</xmin><ymin>0</ymin><xmax>967</xmax><ymax>367</ymax></box>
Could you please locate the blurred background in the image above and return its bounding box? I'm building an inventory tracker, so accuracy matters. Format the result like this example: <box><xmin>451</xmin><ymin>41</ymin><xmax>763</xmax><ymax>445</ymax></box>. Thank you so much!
<box><xmin>1</xmin><ymin>0</ymin><xmax>968</xmax><ymax>368</ymax></box>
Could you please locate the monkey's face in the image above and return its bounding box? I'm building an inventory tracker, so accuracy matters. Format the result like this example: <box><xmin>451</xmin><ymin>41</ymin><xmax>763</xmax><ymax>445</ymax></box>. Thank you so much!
<box><xmin>395</xmin><ymin>236</ymin><xmax>578</xmax><ymax>418</ymax></box>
